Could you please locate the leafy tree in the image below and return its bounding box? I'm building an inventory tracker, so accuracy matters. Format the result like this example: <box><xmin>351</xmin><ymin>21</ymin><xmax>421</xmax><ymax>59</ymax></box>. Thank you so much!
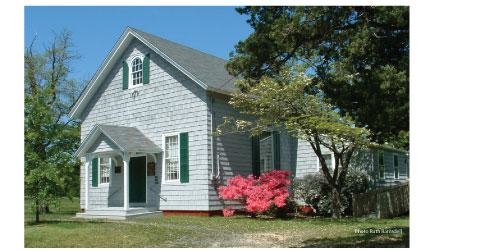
<box><xmin>24</xmin><ymin>31</ymin><xmax>82</xmax><ymax>222</ymax></box>
<box><xmin>217</xmin><ymin>69</ymin><xmax>371</xmax><ymax>218</ymax></box>
<box><xmin>226</xmin><ymin>6</ymin><xmax>409</xmax><ymax>149</ymax></box>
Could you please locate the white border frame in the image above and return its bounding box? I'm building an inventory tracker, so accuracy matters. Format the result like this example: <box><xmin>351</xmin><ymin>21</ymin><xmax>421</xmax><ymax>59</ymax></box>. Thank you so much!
<box><xmin>162</xmin><ymin>132</ymin><xmax>181</xmax><ymax>184</ymax></box>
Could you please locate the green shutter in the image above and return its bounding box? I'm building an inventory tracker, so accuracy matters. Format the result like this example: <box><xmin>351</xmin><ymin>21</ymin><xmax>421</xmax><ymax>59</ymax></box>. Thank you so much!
<box><xmin>143</xmin><ymin>53</ymin><xmax>150</xmax><ymax>84</ymax></box>
<box><xmin>122</xmin><ymin>61</ymin><xmax>129</xmax><ymax>90</ymax></box>
<box><xmin>179</xmin><ymin>132</ymin><xmax>189</xmax><ymax>183</ymax></box>
<box><xmin>251</xmin><ymin>136</ymin><xmax>260</xmax><ymax>177</ymax></box>
<box><xmin>273</xmin><ymin>131</ymin><xmax>280</xmax><ymax>170</ymax></box>
<box><xmin>92</xmin><ymin>158</ymin><xmax>98</xmax><ymax>187</ymax></box>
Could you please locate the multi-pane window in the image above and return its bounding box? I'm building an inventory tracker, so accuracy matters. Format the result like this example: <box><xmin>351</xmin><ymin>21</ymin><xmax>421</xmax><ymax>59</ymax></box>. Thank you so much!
<box><xmin>164</xmin><ymin>135</ymin><xmax>179</xmax><ymax>181</ymax></box>
<box><xmin>131</xmin><ymin>57</ymin><xmax>143</xmax><ymax>86</ymax></box>
<box><xmin>259</xmin><ymin>135</ymin><xmax>273</xmax><ymax>172</ymax></box>
<box><xmin>378</xmin><ymin>151</ymin><xmax>385</xmax><ymax>178</ymax></box>
<box><xmin>99</xmin><ymin>157</ymin><xmax>111</xmax><ymax>184</ymax></box>
<box><xmin>394</xmin><ymin>155</ymin><xmax>399</xmax><ymax>179</ymax></box>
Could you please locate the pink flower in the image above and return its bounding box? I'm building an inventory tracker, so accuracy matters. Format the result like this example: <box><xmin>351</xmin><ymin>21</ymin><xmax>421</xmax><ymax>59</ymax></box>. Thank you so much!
<box><xmin>217</xmin><ymin>170</ymin><xmax>291</xmax><ymax>215</ymax></box>
<box><xmin>222</xmin><ymin>207</ymin><xmax>235</xmax><ymax>217</ymax></box>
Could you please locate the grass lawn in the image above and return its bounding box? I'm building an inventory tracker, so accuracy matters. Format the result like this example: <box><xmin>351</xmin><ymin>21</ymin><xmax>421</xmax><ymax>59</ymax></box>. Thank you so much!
<box><xmin>24</xmin><ymin>198</ymin><xmax>409</xmax><ymax>248</ymax></box>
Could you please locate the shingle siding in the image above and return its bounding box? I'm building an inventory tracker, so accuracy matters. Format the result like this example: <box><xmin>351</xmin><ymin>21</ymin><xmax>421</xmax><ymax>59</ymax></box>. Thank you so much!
<box><xmin>295</xmin><ymin>139</ymin><xmax>330</xmax><ymax>178</ymax></box>
<box><xmin>207</xmin><ymin>94</ymin><xmax>253</xmax><ymax>211</ymax></box>
<box><xmin>87</xmin><ymin>134</ymin><xmax>119</xmax><ymax>153</ymax></box>
<box><xmin>80</xmin><ymin>39</ymin><xmax>210</xmax><ymax>211</ymax></box>
<box><xmin>277</xmin><ymin>130</ymin><xmax>297</xmax><ymax>177</ymax></box>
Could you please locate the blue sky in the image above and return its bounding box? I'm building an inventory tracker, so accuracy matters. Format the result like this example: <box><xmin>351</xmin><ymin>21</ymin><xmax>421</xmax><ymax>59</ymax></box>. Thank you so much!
<box><xmin>24</xmin><ymin>6</ymin><xmax>253</xmax><ymax>83</ymax></box>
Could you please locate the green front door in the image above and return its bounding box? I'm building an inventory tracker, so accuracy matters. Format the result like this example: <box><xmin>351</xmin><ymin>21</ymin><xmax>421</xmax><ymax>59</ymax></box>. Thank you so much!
<box><xmin>129</xmin><ymin>156</ymin><xmax>146</xmax><ymax>203</ymax></box>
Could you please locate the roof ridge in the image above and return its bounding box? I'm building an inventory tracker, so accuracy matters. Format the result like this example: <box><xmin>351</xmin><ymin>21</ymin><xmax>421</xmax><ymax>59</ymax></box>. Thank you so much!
<box><xmin>129</xmin><ymin>27</ymin><xmax>229</xmax><ymax>63</ymax></box>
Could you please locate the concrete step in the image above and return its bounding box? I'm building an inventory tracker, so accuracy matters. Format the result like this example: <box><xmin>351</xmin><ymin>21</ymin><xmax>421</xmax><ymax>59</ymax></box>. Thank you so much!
<box><xmin>75</xmin><ymin>207</ymin><xmax>161</xmax><ymax>220</ymax></box>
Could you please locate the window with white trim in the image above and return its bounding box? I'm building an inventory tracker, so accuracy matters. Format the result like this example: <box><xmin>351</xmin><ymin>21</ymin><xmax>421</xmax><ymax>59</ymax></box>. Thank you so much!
<box><xmin>318</xmin><ymin>153</ymin><xmax>335</xmax><ymax>172</ymax></box>
<box><xmin>99</xmin><ymin>157</ymin><xmax>111</xmax><ymax>184</ymax></box>
<box><xmin>378</xmin><ymin>151</ymin><xmax>385</xmax><ymax>178</ymax></box>
<box><xmin>259</xmin><ymin>135</ymin><xmax>273</xmax><ymax>172</ymax></box>
<box><xmin>164</xmin><ymin>135</ymin><xmax>179</xmax><ymax>181</ymax></box>
<box><xmin>131</xmin><ymin>57</ymin><xmax>143</xmax><ymax>86</ymax></box>
<box><xmin>393</xmin><ymin>154</ymin><xmax>399</xmax><ymax>179</ymax></box>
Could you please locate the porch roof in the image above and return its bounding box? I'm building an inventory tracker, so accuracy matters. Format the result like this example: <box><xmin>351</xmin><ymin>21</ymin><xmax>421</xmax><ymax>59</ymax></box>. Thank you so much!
<box><xmin>75</xmin><ymin>124</ymin><xmax>162</xmax><ymax>157</ymax></box>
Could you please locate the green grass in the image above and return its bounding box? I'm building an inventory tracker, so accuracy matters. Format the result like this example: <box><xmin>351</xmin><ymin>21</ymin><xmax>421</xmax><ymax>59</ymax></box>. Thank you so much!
<box><xmin>25</xmin><ymin>198</ymin><xmax>409</xmax><ymax>248</ymax></box>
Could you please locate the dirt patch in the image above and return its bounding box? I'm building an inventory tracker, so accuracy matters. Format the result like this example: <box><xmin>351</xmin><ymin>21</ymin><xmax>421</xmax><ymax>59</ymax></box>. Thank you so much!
<box><xmin>237</xmin><ymin>232</ymin><xmax>293</xmax><ymax>247</ymax></box>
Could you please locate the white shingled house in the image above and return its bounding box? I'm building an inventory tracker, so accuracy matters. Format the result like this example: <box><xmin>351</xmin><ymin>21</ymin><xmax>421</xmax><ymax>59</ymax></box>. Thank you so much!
<box><xmin>71</xmin><ymin>27</ymin><xmax>409</xmax><ymax>219</ymax></box>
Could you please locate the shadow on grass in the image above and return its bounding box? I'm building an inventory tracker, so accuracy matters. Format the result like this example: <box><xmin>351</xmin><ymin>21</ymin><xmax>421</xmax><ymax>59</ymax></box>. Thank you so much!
<box><xmin>25</xmin><ymin>219</ymin><xmax>110</xmax><ymax>227</ymax></box>
<box><xmin>298</xmin><ymin>226</ymin><xmax>409</xmax><ymax>248</ymax></box>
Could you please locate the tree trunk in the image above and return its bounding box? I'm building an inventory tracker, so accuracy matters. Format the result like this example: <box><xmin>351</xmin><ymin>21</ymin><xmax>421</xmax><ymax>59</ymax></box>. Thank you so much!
<box><xmin>332</xmin><ymin>186</ymin><xmax>342</xmax><ymax>219</ymax></box>
<box><xmin>44</xmin><ymin>205</ymin><xmax>50</xmax><ymax>213</ymax></box>
<box><xmin>35</xmin><ymin>200</ymin><xmax>40</xmax><ymax>223</ymax></box>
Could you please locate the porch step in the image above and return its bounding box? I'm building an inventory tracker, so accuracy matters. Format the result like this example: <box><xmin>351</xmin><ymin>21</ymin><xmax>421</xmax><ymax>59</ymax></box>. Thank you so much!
<box><xmin>75</xmin><ymin>207</ymin><xmax>161</xmax><ymax>220</ymax></box>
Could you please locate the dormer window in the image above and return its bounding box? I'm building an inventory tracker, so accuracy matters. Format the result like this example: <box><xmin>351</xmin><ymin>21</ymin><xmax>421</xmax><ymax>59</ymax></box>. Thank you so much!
<box><xmin>131</xmin><ymin>57</ymin><xmax>143</xmax><ymax>86</ymax></box>
<box><xmin>122</xmin><ymin>53</ymin><xmax>150</xmax><ymax>90</ymax></box>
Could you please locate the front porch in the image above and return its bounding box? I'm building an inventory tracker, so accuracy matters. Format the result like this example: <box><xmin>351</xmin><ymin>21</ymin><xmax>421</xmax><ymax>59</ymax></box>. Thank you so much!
<box><xmin>75</xmin><ymin>125</ymin><xmax>163</xmax><ymax>220</ymax></box>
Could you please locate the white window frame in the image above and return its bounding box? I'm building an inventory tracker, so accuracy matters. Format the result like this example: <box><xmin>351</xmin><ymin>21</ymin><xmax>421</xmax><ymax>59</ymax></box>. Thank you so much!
<box><xmin>259</xmin><ymin>135</ymin><xmax>274</xmax><ymax>172</ymax></box>
<box><xmin>162</xmin><ymin>132</ymin><xmax>181</xmax><ymax>183</ymax></box>
<box><xmin>317</xmin><ymin>152</ymin><xmax>335</xmax><ymax>172</ymax></box>
<box><xmin>129</xmin><ymin>56</ymin><xmax>144</xmax><ymax>89</ymax></box>
<box><xmin>98</xmin><ymin>157</ymin><xmax>112</xmax><ymax>186</ymax></box>
<box><xmin>404</xmin><ymin>157</ymin><xmax>409</xmax><ymax>178</ymax></box>
<box><xmin>393</xmin><ymin>154</ymin><xmax>400</xmax><ymax>179</ymax></box>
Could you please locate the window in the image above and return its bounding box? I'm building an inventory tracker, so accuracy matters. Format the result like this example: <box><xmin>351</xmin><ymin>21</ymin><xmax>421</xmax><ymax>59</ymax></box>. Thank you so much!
<box><xmin>164</xmin><ymin>135</ymin><xmax>179</xmax><ymax>181</ymax></box>
<box><xmin>99</xmin><ymin>157</ymin><xmax>111</xmax><ymax>184</ymax></box>
<box><xmin>131</xmin><ymin>57</ymin><xmax>143</xmax><ymax>86</ymax></box>
<box><xmin>405</xmin><ymin>158</ymin><xmax>409</xmax><ymax>178</ymax></box>
<box><xmin>378</xmin><ymin>151</ymin><xmax>385</xmax><ymax>178</ymax></box>
<box><xmin>259</xmin><ymin>135</ymin><xmax>273</xmax><ymax>172</ymax></box>
<box><xmin>394</xmin><ymin>154</ymin><xmax>399</xmax><ymax>179</ymax></box>
<box><xmin>318</xmin><ymin>153</ymin><xmax>335</xmax><ymax>172</ymax></box>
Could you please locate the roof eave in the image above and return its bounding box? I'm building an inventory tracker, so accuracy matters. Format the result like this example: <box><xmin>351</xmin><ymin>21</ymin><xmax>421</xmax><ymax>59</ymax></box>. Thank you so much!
<box><xmin>69</xmin><ymin>28</ymin><xmax>137</xmax><ymax>119</ymax></box>
<box><xmin>73</xmin><ymin>125</ymin><xmax>127</xmax><ymax>158</ymax></box>
<box><xmin>207</xmin><ymin>86</ymin><xmax>233</xmax><ymax>96</ymax></box>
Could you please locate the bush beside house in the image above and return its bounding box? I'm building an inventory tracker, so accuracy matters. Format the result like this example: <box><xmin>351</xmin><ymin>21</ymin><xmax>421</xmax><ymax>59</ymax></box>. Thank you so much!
<box><xmin>292</xmin><ymin>170</ymin><xmax>370</xmax><ymax>216</ymax></box>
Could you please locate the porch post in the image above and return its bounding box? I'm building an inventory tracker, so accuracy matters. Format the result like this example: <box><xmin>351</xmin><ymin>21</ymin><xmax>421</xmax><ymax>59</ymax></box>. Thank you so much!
<box><xmin>85</xmin><ymin>156</ymin><xmax>90</xmax><ymax>210</ymax></box>
<box><xmin>123</xmin><ymin>152</ymin><xmax>130</xmax><ymax>210</ymax></box>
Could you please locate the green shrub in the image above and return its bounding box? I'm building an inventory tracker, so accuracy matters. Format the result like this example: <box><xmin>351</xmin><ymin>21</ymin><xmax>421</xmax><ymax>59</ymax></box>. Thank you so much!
<box><xmin>292</xmin><ymin>169</ymin><xmax>370</xmax><ymax>216</ymax></box>
<box><xmin>342</xmin><ymin>169</ymin><xmax>370</xmax><ymax>215</ymax></box>
<box><xmin>266</xmin><ymin>198</ymin><xmax>298</xmax><ymax>218</ymax></box>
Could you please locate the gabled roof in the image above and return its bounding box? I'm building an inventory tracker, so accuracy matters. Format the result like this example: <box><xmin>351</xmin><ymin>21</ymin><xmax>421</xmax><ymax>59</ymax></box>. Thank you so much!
<box><xmin>74</xmin><ymin>124</ymin><xmax>162</xmax><ymax>157</ymax></box>
<box><xmin>69</xmin><ymin>27</ymin><xmax>237</xmax><ymax>119</ymax></box>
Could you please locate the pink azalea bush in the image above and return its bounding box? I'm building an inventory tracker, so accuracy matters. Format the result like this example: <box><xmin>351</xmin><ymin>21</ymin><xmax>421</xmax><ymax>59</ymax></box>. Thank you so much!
<box><xmin>222</xmin><ymin>207</ymin><xmax>235</xmax><ymax>217</ymax></box>
<box><xmin>218</xmin><ymin>170</ymin><xmax>291</xmax><ymax>216</ymax></box>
